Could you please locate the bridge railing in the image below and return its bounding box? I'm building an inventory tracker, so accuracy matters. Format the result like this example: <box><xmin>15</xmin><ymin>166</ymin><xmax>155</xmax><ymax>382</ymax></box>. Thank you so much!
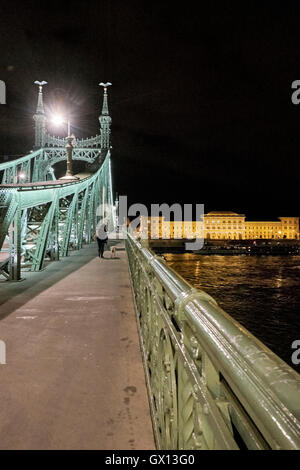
<box><xmin>0</xmin><ymin>151</ymin><xmax>114</xmax><ymax>279</ymax></box>
<box><xmin>0</xmin><ymin>149</ymin><xmax>43</xmax><ymax>184</ymax></box>
<box><xmin>0</xmin><ymin>146</ymin><xmax>102</xmax><ymax>184</ymax></box>
<box><xmin>126</xmin><ymin>232</ymin><xmax>300</xmax><ymax>450</ymax></box>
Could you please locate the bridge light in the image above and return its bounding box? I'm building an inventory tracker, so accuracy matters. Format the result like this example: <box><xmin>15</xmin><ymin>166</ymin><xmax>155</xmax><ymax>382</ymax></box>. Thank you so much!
<box><xmin>17</xmin><ymin>171</ymin><xmax>27</xmax><ymax>184</ymax></box>
<box><xmin>52</xmin><ymin>115</ymin><xmax>64</xmax><ymax>126</ymax></box>
<box><xmin>52</xmin><ymin>114</ymin><xmax>71</xmax><ymax>137</ymax></box>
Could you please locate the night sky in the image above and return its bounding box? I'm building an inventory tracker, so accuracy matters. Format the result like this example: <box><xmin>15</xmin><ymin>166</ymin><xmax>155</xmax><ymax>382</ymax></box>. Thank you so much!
<box><xmin>1</xmin><ymin>1</ymin><xmax>300</xmax><ymax>219</ymax></box>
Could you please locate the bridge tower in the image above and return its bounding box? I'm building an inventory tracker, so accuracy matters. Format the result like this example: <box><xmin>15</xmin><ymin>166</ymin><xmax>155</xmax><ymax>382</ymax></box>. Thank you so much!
<box><xmin>33</xmin><ymin>81</ymin><xmax>47</xmax><ymax>149</ymax></box>
<box><xmin>99</xmin><ymin>82</ymin><xmax>112</xmax><ymax>158</ymax></box>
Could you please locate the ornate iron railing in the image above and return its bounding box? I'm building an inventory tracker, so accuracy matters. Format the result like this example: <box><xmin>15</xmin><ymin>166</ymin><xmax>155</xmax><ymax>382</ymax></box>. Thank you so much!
<box><xmin>0</xmin><ymin>149</ymin><xmax>42</xmax><ymax>184</ymax></box>
<box><xmin>126</xmin><ymin>232</ymin><xmax>300</xmax><ymax>450</ymax></box>
<box><xmin>44</xmin><ymin>133</ymin><xmax>101</xmax><ymax>148</ymax></box>
<box><xmin>0</xmin><ymin>147</ymin><xmax>102</xmax><ymax>184</ymax></box>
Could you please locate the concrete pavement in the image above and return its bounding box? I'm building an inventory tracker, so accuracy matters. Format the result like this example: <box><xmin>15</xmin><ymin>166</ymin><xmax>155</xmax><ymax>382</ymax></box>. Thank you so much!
<box><xmin>0</xmin><ymin>242</ymin><xmax>155</xmax><ymax>449</ymax></box>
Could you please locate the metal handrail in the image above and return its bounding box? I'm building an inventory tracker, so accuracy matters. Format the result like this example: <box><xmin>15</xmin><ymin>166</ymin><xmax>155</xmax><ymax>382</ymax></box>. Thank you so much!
<box><xmin>126</xmin><ymin>232</ymin><xmax>300</xmax><ymax>450</ymax></box>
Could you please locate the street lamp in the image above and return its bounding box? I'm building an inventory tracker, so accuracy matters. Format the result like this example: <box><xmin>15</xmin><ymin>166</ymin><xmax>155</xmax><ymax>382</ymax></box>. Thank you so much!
<box><xmin>52</xmin><ymin>114</ymin><xmax>78</xmax><ymax>180</ymax></box>
<box><xmin>52</xmin><ymin>115</ymin><xmax>71</xmax><ymax>137</ymax></box>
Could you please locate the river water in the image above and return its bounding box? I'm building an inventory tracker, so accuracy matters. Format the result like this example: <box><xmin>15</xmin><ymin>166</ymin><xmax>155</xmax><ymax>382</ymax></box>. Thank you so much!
<box><xmin>164</xmin><ymin>254</ymin><xmax>300</xmax><ymax>373</ymax></box>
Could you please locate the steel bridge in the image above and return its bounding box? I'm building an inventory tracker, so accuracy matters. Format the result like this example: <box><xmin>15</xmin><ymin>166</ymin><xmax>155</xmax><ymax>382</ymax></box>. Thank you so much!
<box><xmin>0</xmin><ymin>82</ymin><xmax>114</xmax><ymax>281</ymax></box>
<box><xmin>0</xmin><ymin>83</ymin><xmax>300</xmax><ymax>450</ymax></box>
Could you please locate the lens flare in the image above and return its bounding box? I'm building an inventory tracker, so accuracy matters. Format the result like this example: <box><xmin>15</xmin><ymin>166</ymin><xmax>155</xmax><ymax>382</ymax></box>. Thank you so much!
<box><xmin>52</xmin><ymin>115</ymin><xmax>64</xmax><ymax>126</ymax></box>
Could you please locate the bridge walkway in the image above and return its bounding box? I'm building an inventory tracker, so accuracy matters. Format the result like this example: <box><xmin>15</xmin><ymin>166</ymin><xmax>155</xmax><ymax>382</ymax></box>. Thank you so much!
<box><xmin>0</xmin><ymin>242</ymin><xmax>155</xmax><ymax>450</ymax></box>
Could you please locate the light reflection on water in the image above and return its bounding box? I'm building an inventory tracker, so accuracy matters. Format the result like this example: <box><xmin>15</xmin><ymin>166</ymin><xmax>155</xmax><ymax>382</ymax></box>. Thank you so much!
<box><xmin>164</xmin><ymin>254</ymin><xmax>300</xmax><ymax>372</ymax></box>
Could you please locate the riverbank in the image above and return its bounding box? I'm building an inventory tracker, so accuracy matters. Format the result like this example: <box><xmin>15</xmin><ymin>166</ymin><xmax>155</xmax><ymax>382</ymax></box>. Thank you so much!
<box><xmin>149</xmin><ymin>238</ymin><xmax>300</xmax><ymax>255</ymax></box>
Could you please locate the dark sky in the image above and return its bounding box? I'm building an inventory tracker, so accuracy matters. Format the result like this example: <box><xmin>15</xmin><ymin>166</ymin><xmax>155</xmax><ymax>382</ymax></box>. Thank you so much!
<box><xmin>1</xmin><ymin>1</ymin><xmax>300</xmax><ymax>219</ymax></box>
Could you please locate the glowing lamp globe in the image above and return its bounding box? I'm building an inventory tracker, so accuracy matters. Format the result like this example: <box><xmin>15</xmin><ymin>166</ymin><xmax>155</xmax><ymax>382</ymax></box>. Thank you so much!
<box><xmin>52</xmin><ymin>115</ymin><xmax>64</xmax><ymax>126</ymax></box>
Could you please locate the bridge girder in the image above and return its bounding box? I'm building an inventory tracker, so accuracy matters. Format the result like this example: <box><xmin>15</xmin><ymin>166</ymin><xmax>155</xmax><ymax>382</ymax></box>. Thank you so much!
<box><xmin>0</xmin><ymin>152</ymin><xmax>114</xmax><ymax>280</ymax></box>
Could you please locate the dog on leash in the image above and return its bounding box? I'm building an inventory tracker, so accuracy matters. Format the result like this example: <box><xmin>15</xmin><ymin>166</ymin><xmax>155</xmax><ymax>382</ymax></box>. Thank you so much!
<box><xmin>110</xmin><ymin>246</ymin><xmax>116</xmax><ymax>258</ymax></box>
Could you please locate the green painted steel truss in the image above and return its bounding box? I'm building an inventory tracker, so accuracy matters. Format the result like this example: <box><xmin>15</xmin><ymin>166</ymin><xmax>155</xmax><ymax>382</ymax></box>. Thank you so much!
<box><xmin>0</xmin><ymin>152</ymin><xmax>114</xmax><ymax>280</ymax></box>
<box><xmin>0</xmin><ymin>147</ymin><xmax>104</xmax><ymax>185</ymax></box>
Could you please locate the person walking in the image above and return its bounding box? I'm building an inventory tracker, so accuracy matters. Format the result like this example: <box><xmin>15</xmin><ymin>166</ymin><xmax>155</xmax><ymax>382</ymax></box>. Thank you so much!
<box><xmin>95</xmin><ymin>223</ymin><xmax>108</xmax><ymax>258</ymax></box>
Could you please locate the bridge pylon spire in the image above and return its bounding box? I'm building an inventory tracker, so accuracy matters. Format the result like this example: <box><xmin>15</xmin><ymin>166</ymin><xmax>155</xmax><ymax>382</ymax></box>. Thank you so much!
<box><xmin>99</xmin><ymin>82</ymin><xmax>112</xmax><ymax>156</ymax></box>
<box><xmin>33</xmin><ymin>81</ymin><xmax>47</xmax><ymax>149</ymax></box>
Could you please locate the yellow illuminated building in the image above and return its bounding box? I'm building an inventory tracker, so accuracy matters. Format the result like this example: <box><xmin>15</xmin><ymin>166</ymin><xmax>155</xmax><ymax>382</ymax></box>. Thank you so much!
<box><xmin>140</xmin><ymin>212</ymin><xmax>300</xmax><ymax>240</ymax></box>
<box><xmin>204</xmin><ymin>211</ymin><xmax>246</xmax><ymax>240</ymax></box>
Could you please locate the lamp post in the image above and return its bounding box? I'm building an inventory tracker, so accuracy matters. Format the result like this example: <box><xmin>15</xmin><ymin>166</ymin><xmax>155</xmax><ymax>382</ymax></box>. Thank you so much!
<box><xmin>65</xmin><ymin>135</ymin><xmax>75</xmax><ymax>178</ymax></box>
<box><xmin>52</xmin><ymin>115</ymin><xmax>78</xmax><ymax>180</ymax></box>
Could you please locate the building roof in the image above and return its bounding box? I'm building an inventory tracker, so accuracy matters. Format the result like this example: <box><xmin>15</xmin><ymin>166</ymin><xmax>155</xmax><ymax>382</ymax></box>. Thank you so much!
<box><xmin>206</xmin><ymin>211</ymin><xmax>245</xmax><ymax>216</ymax></box>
